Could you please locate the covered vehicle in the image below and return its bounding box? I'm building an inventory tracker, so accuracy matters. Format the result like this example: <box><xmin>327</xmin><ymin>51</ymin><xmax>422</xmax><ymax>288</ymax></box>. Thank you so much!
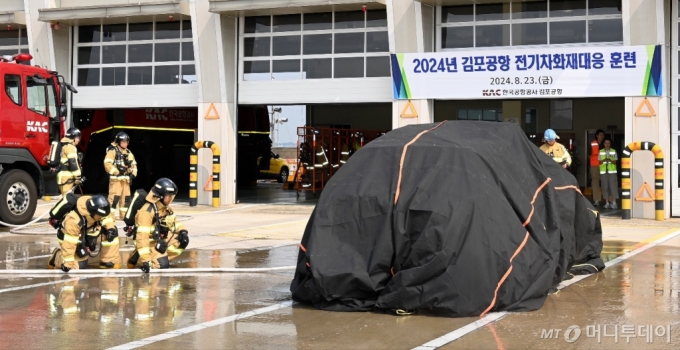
<box><xmin>290</xmin><ymin>121</ymin><xmax>604</xmax><ymax>317</ymax></box>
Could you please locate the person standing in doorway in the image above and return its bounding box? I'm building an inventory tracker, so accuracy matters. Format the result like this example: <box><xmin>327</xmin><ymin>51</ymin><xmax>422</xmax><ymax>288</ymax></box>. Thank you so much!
<box><xmin>539</xmin><ymin>129</ymin><xmax>571</xmax><ymax>168</ymax></box>
<box><xmin>590</xmin><ymin>129</ymin><xmax>605</xmax><ymax>207</ymax></box>
<box><xmin>599</xmin><ymin>138</ymin><xmax>619</xmax><ymax>209</ymax></box>
<box><xmin>104</xmin><ymin>132</ymin><xmax>138</xmax><ymax>220</ymax></box>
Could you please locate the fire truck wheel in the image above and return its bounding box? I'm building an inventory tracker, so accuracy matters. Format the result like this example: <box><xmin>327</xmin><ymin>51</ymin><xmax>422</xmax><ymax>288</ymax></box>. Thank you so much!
<box><xmin>278</xmin><ymin>167</ymin><xmax>289</xmax><ymax>184</ymax></box>
<box><xmin>0</xmin><ymin>169</ymin><xmax>38</xmax><ymax>225</ymax></box>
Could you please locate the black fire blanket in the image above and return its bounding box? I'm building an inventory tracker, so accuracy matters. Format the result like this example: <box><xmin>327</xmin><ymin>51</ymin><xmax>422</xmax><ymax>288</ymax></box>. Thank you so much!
<box><xmin>290</xmin><ymin>121</ymin><xmax>604</xmax><ymax>317</ymax></box>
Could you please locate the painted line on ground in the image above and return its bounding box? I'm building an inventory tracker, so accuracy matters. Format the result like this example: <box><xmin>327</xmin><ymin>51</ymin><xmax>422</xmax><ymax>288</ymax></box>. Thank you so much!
<box><xmin>411</xmin><ymin>228</ymin><xmax>680</xmax><ymax>350</ymax></box>
<box><xmin>107</xmin><ymin>300</ymin><xmax>294</xmax><ymax>350</ymax></box>
<box><xmin>0</xmin><ymin>277</ymin><xmax>91</xmax><ymax>294</ymax></box>
<box><xmin>0</xmin><ymin>254</ymin><xmax>51</xmax><ymax>264</ymax></box>
<box><xmin>412</xmin><ymin>312</ymin><xmax>508</xmax><ymax>350</ymax></box>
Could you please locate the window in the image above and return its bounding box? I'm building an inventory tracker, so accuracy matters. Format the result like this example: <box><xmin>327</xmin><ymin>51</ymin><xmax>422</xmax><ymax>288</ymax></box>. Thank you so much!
<box><xmin>4</xmin><ymin>74</ymin><xmax>21</xmax><ymax>105</ymax></box>
<box><xmin>26</xmin><ymin>77</ymin><xmax>47</xmax><ymax>116</ymax></box>
<box><xmin>439</xmin><ymin>1</ymin><xmax>622</xmax><ymax>50</ymax></box>
<box><xmin>47</xmin><ymin>82</ymin><xmax>58</xmax><ymax>118</ymax></box>
<box><xmin>241</xmin><ymin>10</ymin><xmax>390</xmax><ymax>81</ymax></box>
<box><xmin>458</xmin><ymin>109</ymin><xmax>503</xmax><ymax>122</ymax></box>
<box><xmin>74</xmin><ymin>19</ymin><xmax>195</xmax><ymax>86</ymax></box>
<box><xmin>0</xmin><ymin>28</ymin><xmax>30</xmax><ymax>63</ymax></box>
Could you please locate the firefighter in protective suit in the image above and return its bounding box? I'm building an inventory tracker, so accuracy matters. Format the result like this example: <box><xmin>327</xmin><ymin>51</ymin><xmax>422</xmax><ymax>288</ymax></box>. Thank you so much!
<box><xmin>56</xmin><ymin>127</ymin><xmax>83</xmax><ymax>194</ymax></box>
<box><xmin>104</xmin><ymin>132</ymin><xmax>138</xmax><ymax>220</ymax></box>
<box><xmin>47</xmin><ymin>195</ymin><xmax>121</xmax><ymax>270</ymax></box>
<box><xmin>539</xmin><ymin>128</ymin><xmax>572</xmax><ymax>168</ymax></box>
<box><xmin>127</xmin><ymin>178</ymin><xmax>189</xmax><ymax>273</ymax></box>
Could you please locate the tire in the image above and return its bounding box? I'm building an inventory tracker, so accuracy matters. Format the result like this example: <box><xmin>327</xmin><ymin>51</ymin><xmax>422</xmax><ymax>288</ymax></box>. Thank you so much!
<box><xmin>0</xmin><ymin>169</ymin><xmax>38</xmax><ymax>225</ymax></box>
<box><xmin>278</xmin><ymin>167</ymin><xmax>289</xmax><ymax>183</ymax></box>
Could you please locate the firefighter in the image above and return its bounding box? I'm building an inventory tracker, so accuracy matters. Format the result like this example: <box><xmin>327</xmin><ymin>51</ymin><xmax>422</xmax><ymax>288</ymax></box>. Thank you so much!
<box><xmin>104</xmin><ymin>131</ymin><xmax>138</xmax><ymax>220</ymax></box>
<box><xmin>47</xmin><ymin>195</ymin><xmax>121</xmax><ymax>271</ymax></box>
<box><xmin>56</xmin><ymin>127</ymin><xmax>83</xmax><ymax>194</ymax></box>
<box><xmin>539</xmin><ymin>129</ymin><xmax>572</xmax><ymax>168</ymax></box>
<box><xmin>126</xmin><ymin>178</ymin><xmax>189</xmax><ymax>273</ymax></box>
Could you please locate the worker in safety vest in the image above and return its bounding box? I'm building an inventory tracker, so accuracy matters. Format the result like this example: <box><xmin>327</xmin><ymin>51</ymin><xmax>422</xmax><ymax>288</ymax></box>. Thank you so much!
<box><xmin>47</xmin><ymin>195</ymin><xmax>120</xmax><ymax>270</ymax></box>
<box><xmin>599</xmin><ymin>138</ymin><xmax>619</xmax><ymax>210</ymax></box>
<box><xmin>539</xmin><ymin>129</ymin><xmax>571</xmax><ymax>168</ymax></box>
<box><xmin>127</xmin><ymin>178</ymin><xmax>189</xmax><ymax>272</ymax></box>
<box><xmin>104</xmin><ymin>132</ymin><xmax>138</xmax><ymax>220</ymax></box>
<box><xmin>56</xmin><ymin>128</ymin><xmax>83</xmax><ymax>194</ymax></box>
<box><xmin>590</xmin><ymin>129</ymin><xmax>605</xmax><ymax>206</ymax></box>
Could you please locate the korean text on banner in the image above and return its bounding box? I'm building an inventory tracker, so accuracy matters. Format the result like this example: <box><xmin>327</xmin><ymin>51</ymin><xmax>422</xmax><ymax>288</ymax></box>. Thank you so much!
<box><xmin>391</xmin><ymin>45</ymin><xmax>662</xmax><ymax>100</ymax></box>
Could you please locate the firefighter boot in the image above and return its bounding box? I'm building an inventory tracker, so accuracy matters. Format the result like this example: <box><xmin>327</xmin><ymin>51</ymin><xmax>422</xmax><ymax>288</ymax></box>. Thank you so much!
<box><xmin>48</xmin><ymin>248</ymin><xmax>60</xmax><ymax>269</ymax></box>
<box><xmin>100</xmin><ymin>236</ymin><xmax>121</xmax><ymax>269</ymax></box>
<box><xmin>127</xmin><ymin>250</ymin><xmax>140</xmax><ymax>269</ymax></box>
<box><xmin>99</xmin><ymin>262</ymin><xmax>120</xmax><ymax>269</ymax></box>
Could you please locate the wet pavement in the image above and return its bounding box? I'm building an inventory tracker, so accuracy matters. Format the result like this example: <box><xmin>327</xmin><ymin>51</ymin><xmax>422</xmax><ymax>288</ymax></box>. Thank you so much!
<box><xmin>2</xmin><ymin>201</ymin><xmax>680</xmax><ymax>349</ymax></box>
<box><xmin>237</xmin><ymin>182</ymin><xmax>318</xmax><ymax>205</ymax></box>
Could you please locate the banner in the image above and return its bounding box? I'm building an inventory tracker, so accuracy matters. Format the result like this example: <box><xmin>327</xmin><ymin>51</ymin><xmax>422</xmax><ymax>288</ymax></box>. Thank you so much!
<box><xmin>391</xmin><ymin>45</ymin><xmax>662</xmax><ymax>100</ymax></box>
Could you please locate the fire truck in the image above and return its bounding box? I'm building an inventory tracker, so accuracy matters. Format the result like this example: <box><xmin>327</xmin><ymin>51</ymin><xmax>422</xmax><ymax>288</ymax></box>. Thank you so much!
<box><xmin>0</xmin><ymin>53</ymin><xmax>77</xmax><ymax>225</ymax></box>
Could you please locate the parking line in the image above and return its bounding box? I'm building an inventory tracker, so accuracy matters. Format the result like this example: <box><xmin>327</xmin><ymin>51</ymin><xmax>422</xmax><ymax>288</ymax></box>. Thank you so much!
<box><xmin>107</xmin><ymin>300</ymin><xmax>294</xmax><ymax>349</ymax></box>
<box><xmin>411</xmin><ymin>228</ymin><xmax>680</xmax><ymax>350</ymax></box>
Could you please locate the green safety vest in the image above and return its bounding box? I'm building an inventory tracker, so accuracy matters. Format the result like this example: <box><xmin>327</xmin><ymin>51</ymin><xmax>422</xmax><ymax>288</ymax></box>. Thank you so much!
<box><xmin>599</xmin><ymin>148</ymin><xmax>617</xmax><ymax>174</ymax></box>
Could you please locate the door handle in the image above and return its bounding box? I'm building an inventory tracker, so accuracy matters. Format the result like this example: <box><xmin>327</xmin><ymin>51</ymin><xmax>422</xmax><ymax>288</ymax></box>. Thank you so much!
<box><xmin>26</xmin><ymin>133</ymin><xmax>35</xmax><ymax>139</ymax></box>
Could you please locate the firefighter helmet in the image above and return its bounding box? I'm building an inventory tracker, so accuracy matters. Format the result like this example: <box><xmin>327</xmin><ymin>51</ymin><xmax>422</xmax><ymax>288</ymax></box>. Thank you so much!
<box><xmin>543</xmin><ymin>129</ymin><xmax>559</xmax><ymax>141</ymax></box>
<box><xmin>86</xmin><ymin>195</ymin><xmax>111</xmax><ymax>217</ymax></box>
<box><xmin>65</xmin><ymin>127</ymin><xmax>81</xmax><ymax>139</ymax></box>
<box><xmin>151</xmin><ymin>178</ymin><xmax>178</xmax><ymax>198</ymax></box>
<box><xmin>115</xmin><ymin>131</ymin><xmax>130</xmax><ymax>144</ymax></box>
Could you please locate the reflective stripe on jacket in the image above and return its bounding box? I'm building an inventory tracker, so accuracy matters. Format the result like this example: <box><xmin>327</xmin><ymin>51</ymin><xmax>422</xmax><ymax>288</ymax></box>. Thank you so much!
<box><xmin>599</xmin><ymin>148</ymin><xmax>618</xmax><ymax>174</ymax></box>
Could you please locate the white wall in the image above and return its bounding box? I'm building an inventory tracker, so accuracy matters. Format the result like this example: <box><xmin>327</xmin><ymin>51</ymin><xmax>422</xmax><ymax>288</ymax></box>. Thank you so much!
<box><xmin>72</xmin><ymin>85</ymin><xmax>199</xmax><ymax>108</ymax></box>
<box><xmin>2</xmin><ymin>0</ymin><xmax>24</xmax><ymax>12</ymax></box>
<box><xmin>238</xmin><ymin>78</ymin><xmax>393</xmax><ymax>105</ymax></box>
<box><xmin>57</xmin><ymin>0</ymin><xmax>178</xmax><ymax>7</ymax></box>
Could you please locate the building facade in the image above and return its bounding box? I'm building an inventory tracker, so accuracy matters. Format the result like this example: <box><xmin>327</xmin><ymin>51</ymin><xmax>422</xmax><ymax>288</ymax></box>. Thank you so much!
<box><xmin>1</xmin><ymin>0</ymin><xmax>675</xmax><ymax>219</ymax></box>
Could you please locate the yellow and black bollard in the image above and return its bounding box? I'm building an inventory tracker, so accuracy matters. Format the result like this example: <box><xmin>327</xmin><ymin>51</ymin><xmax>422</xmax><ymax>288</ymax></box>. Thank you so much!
<box><xmin>621</xmin><ymin>141</ymin><xmax>664</xmax><ymax>221</ymax></box>
<box><xmin>189</xmin><ymin>141</ymin><xmax>221</xmax><ymax>207</ymax></box>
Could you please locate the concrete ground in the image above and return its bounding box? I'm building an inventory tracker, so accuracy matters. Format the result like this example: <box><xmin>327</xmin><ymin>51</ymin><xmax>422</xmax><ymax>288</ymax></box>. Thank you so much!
<box><xmin>1</xmin><ymin>198</ymin><xmax>679</xmax><ymax>349</ymax></box>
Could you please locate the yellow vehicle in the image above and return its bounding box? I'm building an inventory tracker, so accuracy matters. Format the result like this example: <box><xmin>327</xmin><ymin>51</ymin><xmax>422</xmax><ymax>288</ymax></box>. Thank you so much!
<box><xmin>257</xmin><ymin>152</ymin><xmax>289</xmax><ymax>183</ymax></box>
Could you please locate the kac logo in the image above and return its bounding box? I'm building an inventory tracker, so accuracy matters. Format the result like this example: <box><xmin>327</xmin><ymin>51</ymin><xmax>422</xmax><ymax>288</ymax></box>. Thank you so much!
<box><xmin>482</xmin><ymin>89</ymin><xmax>501</xmax><ymax>96</ymax></box>
<box><xmin>26</xmin><ymin>121</ymin><xmax>48</xmax><ymax>133</ymax></box>
<box><xmin>145</xmin><ymin>108</ymin><xmax>168</xmax><ymax>121</ymax></box>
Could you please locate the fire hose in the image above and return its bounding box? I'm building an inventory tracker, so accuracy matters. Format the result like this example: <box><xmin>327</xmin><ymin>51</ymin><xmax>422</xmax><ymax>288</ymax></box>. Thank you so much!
<box><xmin>0</xmin><ymin>178</ymin><xmax>81</xmax><ymax>230</ymax></box>
<box><xmin>0</xmin><ymin>208</ymin><xmax>52</xmax><ymax>230</ymax></box>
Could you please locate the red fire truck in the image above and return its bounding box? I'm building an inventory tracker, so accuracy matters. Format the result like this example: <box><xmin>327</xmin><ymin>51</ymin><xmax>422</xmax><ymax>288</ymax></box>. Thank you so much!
<box><xmin>0</xmin><ymin>53</ymin><xmax>77</xmax><ymax>225</ymax></box>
